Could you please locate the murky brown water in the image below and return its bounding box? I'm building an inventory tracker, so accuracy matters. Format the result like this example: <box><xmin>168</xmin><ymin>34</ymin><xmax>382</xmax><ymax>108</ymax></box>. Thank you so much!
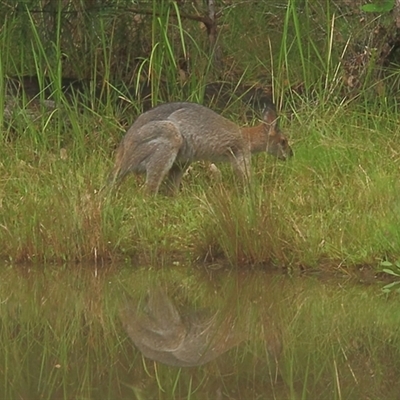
<box><xmin>0</xmin><ymin>264</ymin><xmax>399</xmax><ymax>399</ymax></box>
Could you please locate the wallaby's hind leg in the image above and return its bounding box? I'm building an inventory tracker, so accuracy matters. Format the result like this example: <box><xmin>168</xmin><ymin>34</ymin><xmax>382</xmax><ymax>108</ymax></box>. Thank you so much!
<box><xmin>142</xmin><ymin>123</ymin><xmax>183</xmax><ymax>194</ymax></box>
<box><xmin>144</xmin><ymin>147</ymin><xmax>181</xmax><ymax>194</ymax></box>
<box><xmin>164</xmin><ymin>162</ymin><xmax>190</xmax><ymax>195</ymax></box>
<box><xmin>118</xmin><ymin>120</ymin><xmax>183</xmax><ymax>195</ymax></box>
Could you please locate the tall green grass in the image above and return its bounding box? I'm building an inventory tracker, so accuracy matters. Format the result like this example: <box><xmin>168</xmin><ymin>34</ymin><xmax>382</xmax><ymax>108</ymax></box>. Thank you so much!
<box><xmin>1</xmin><ymin>1</ymin><xmax>400</xmax><ymax>268</ymax></box>
<box><xmin>2</xmin><ymin>3</ymin><xmax>400</xmax><ymax>399</ymax></box>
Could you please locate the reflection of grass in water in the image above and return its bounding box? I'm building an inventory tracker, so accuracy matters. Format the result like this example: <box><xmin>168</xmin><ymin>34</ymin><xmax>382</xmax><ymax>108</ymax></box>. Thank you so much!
<box><xmin>0</xmin><ymin>267</ymin><xmax>399</xmax><ymax>399</ymax></box>
<box><xmin>280</xmin><ymin>277</ymin><xmax>400</xmax><ymax>399</ymax></box>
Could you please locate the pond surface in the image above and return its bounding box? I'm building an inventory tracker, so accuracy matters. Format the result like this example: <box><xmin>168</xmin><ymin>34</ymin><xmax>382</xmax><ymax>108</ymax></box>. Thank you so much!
<box><xmin>0</xmin><ymin>264</ymin><xmax>399</xmax><ymax>400</ymax></box>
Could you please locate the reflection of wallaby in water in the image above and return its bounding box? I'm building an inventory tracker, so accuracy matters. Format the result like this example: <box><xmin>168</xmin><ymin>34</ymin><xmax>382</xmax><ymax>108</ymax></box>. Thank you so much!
<box><xmin>120</xmin><ymin>287</ymin><xmax>282</xmax><ymax>369</ymax></box>
<box><xmin>109</xmin><ymin>102</ymin><xmax>293</xmax><ymax>195</ymax></box>
<box><xmin>120</xmin><ymin>288</ymin><xmax>245</xmax><ymax>367</ymax></box>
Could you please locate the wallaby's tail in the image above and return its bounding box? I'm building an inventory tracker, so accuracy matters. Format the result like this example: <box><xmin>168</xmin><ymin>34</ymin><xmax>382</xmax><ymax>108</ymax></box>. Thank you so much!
<box><xmin>98</xmin><ymin>142</ymin><xmax>126</xmax><ymax>196</ymax></box>
<box><xmin>107</xmin><ymin>140</ymin><xmax>125</xmax><ymax>186</ymax></box>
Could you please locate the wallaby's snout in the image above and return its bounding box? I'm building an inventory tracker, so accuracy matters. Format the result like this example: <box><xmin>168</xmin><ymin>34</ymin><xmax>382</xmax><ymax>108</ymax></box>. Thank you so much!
<box><xmin>262</xmin><ymin>105</ymin><xmax>293</xmax><ymax>161</ymax></box>
<box><xmin>110</xmin><ymin>101</ymin><xmax>293</xmax><ymax>195</ymax></box>
<box><xmin>267</xmin><ymin>128</ymin><xmax>293</xmax><ymax>161</ymax></box>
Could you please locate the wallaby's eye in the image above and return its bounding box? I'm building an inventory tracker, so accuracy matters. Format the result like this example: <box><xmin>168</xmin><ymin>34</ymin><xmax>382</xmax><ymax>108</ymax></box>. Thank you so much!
<box><xmin>280</xmin><ymin>138</ymin><xmax>287</xmax><ymax>147</ymax></box>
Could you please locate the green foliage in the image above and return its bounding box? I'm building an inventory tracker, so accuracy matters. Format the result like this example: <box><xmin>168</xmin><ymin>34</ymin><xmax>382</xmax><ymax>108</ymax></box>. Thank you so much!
<box><xmin>1</xmin><ymin>3</ymin><xmax>400</xmax><ymax>398</ymax></box>
<box><xmin>2</xmin><ymin>101</ymin><xmax>400</xmax><ymax>267</ymax></box>
<box><xmin>1</xmin><ymin>1</ymin><xmax>400</xmax><ymax>268</ymax></box>
<box><xmin>362</xmin><ymin>0</ymin><xmax>394</xmax><ymax>13</ymax></box>
<box><xmin>380</xmin><ymin>260</ymin><xmax>400</xmax><ymax>293</ymax></box>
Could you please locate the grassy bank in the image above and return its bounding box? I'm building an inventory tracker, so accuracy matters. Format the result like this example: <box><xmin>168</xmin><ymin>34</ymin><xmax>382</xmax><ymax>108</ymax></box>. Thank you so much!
<box><xmin>1</xmin><ymin>101</ymin><xmax>400</xmax><ymax>269</ymax></box>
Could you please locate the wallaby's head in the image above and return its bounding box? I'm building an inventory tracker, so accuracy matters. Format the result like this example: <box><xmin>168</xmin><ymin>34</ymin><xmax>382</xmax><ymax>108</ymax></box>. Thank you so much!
<box><xmin>262</xmin><ymin>105</ymin><xmax>293</xmax><ymax>160</ymax></box>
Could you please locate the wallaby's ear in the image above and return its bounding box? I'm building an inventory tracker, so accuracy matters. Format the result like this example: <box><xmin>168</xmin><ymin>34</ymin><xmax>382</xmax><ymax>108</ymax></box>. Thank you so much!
<box><xmin>262</xmin><ymin>103</ymin><xmax>279</xmax><ymax>132</ymax></box>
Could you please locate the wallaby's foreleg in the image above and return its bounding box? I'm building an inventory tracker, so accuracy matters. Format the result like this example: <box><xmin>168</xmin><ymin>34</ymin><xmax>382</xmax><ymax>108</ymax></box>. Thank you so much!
<box><xmin>229</xmin><ymin>150</ymin><xmax>252</xmax><ymax>184</ymax></box>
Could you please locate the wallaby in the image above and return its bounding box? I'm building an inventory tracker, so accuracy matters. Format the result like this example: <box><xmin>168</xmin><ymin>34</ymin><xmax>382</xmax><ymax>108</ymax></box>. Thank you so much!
<box><xmin>109</xmin><ymin>102</ymin><xmax>292</xmax><ymax>194</ymax></box>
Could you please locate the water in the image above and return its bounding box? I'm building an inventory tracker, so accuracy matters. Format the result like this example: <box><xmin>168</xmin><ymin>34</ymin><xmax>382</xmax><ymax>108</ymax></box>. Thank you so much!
<box><xmin>0</xmin><ymin>264</ymin><xmax>399</xmax><ymax>399</ymax></box>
